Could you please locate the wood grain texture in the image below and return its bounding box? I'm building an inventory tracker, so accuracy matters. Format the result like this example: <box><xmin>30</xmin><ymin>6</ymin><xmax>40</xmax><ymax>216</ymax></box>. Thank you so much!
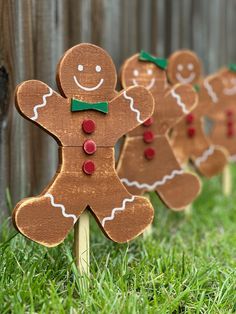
<box><xmin>13</xmin><ymin>44</ymin><xmax>155</xmax><ymax>246</ymax></box>
<box><xmin>117</xmin><ymin>53</ymin><xmax>201</xmax><ymax>210</ymax></box>
<box><xmin>169</xmin><ymin>50</ymin><xmax>228</xmax><ymax>178</ymax></box>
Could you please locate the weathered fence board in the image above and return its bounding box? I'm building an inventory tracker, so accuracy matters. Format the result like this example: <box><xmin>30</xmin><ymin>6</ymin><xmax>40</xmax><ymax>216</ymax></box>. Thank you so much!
<box><xmin>0</xmin><ymin>0</ymin><xmax>235</xmax><ymax>219</ymax></box>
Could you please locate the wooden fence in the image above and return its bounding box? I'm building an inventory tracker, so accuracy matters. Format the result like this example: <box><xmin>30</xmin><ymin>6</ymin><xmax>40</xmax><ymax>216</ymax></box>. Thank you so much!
<box><xmin>0</xmin><ymin>0</ymin><xmax>235</xmax><ymax>218</ymax></box>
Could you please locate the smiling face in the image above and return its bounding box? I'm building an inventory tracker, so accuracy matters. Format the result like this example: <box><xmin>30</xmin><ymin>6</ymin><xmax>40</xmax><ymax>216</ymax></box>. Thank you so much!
<box><xmin>219</xmin><ymin>68</ymin><xmax>236</xmax><ymax>96</ymax></box>
<box><xmin>121</xmin><ymin>54</ymin><xmax>166</xmax><ymax>93</ymax></box>
<box><xmin>167</xmin><ymin>50</ymin><xmax>201</xmax><ymax>85</ymax></box>
<box><xmin>57</xmin><ymin>43</ymin><xmax>117</xmax><ymax>102</ymax></box>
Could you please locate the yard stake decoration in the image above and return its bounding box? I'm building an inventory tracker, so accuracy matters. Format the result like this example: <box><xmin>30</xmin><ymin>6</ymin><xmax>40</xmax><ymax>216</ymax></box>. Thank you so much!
<box><xmin>12</xmin><ymin>43</ymin><xmax>155</xmax><ymax>271</ymax></box>
<box><xmin>167</xmin><ymin>50</ymin><xmax>228</xmax><ymax>178</ymax></box>
<box><xmin>206</xmin><ymin>65</ymin><xmax>236</xmax><ymax>195</ymax></box>
<box><xmin>117</xmin><ymin>52</ymin><xmax>201</xmax><ymax>211</ymax></box>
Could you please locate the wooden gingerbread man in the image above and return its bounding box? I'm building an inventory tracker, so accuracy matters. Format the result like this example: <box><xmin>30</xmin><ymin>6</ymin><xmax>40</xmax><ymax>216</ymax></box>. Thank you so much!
<box><xmin>117</xmin><ymin>51</ymin><xmax>201</xmax><ymax>210</ymax></box>
<box><xmin>207</xmin><ymin>65</ymin><xmax>236</xmax><ymax>162</ymax></box>
<box><xmin>13</xmin><ymin>43</ymin><xmax>155</xmax><ymax>247</ymax></box>
<box><xmin>167</xmin><ymin>50</ymin><xmax>228</xmax><ymax>178</ymax></box>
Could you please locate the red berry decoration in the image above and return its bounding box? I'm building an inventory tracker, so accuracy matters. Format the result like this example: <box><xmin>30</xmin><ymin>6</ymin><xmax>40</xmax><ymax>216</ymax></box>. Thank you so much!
<box><xmin>83</xmin><ymin>139</ymin><xmax>97</xmax><ymax>155</ymax></box>
<box><xmin>143</xmin><ymin>131</ymin><xmax>154</xmax><ymax>143</ymax></box>
<box><xmin>187</xmin><ymin>127</ymin><xmax>195</xmax><ymax>138</ymax></box>
<box><xmin>82</xmin><ymin>160</ymin><xmax>95</xmax><ymax>175</ymax></box>
<box><xmin>143</xmin><ymin>117</ymin><xmax>154</xmax><ymax>127</ymax></box>
<box><xmin>82</xmin><ymin>119</ymin><xmax>96</xmax><ymax>134</ymax></box>
<box><xmin>186</xmin><ymin>113</ymin><xmax>194</xmax><ymax>124</ymax></box>
<box><xmin>144</xmin><ymin>147</ymin><xmax>156</xmax><ymax>160</ymax></box>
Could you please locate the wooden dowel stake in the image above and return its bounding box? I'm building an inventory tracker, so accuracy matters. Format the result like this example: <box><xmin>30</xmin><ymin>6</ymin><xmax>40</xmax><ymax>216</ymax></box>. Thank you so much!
<box><xmin>74</xmin><ymin>210</ymin><xmax>90</xmax><ymax>275</ymax></box>
<box><xmin>222</xmin><ymin>164</ymin><xmax>232</xmax><ymax>196</ymax></box>
<box><xmin>143</xmin><ymin>193</ymin><xmax>153</xmax><ymax>238</ymax></box>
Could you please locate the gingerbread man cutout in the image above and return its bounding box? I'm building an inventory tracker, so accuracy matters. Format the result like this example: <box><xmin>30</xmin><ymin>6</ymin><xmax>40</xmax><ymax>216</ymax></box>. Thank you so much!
<box><xmin>207</xmin><ymin>65</ymin><xmax>236</xmax><ymax>162</ymax></box>
<box><xmin>12</xmin><ymin>43</ymin><xmax>155</xmax><ymax>247</ymax></box>
<box><xmin>167</xmin><ymin>50</ymin><xmax>228</xmax><ymax>178</ymax></box>
<box><xmin>117</xmin><ymin>52</ymin><xmax>201</xmax><ymax>210</ymax></box>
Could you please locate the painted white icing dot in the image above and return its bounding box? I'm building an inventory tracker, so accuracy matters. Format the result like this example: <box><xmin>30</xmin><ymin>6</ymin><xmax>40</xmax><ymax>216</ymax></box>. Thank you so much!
<box><xmin>133</xmin><ymin>69</ymin><xmax>139</xmax><ymax>77</ymax></box>
<box><xmin>147</xmin><ymin>69</ymin><xmax>153</xmax><ymax>75</ymax></box>
<box><xmin>188</xmin><ymin>63</ymin><xmax>194</xmax><ymax>70</ymax></box>
<box><xmin>177</xmin><ymin>64</ymin><xmax>183</xmax><ymax>71</ymax></box>
<box><xmin>96</xmin><ymin>65</ymin><xmax>101</xmax><ymax>72</ymax></box>
<box><xmin>78</xmin><ymin>64</ymin><xmax>83</xmax><ymax>71</ymax></box>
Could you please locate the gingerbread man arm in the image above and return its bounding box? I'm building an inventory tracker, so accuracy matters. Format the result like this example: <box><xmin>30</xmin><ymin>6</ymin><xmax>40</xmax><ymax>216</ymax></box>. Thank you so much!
<box><xmin>109</xmin><ymin>85</ymin><xmax>154</xmax><ymax>140</ymax></box>
<box><xmin>15</xmin><ymin>80</ymin><xmax>67</xmax><ymax>139</ymax></box>
<box><xmin>159</xmin><ymin>84</ymin><xmax>198</xmax><ymax>133</ymax></box>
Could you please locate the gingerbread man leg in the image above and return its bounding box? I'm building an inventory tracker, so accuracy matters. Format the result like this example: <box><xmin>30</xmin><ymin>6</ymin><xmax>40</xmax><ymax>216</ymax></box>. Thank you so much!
<box><xmin>13</xmin><ymin>172</ymin><xmax>86</xmax><ymax>247</ymax></box>
<box><xmin>191</xmin><ymin>131</ymin><xmax>228</xmax><ymax>178</ymax></box>
<box><xmin>90</xmin><ymin>173</ymin><xmax>154</xmax><ymax>243</ymax></box>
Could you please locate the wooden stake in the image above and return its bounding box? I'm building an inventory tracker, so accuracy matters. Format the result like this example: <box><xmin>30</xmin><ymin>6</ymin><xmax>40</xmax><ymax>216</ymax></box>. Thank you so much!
<box><xmin>222</xmin><ymin>164</ymin><xmax>232</xmax><ymax>196</ymax></box>
<box><xmin>74</xmin><ymin>210</ymin><xmax>90</xmax><ymax>275</ymax></box>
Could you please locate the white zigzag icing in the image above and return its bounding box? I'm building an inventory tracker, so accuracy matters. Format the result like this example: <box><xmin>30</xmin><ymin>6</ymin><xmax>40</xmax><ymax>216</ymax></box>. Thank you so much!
<box><xmin>203</xmin><ymin>79</ymin><xmax>218</xmax><ymax>103</ymax></box>
<box><xmin>123</xmin><ymin>91</ymin><xmax>144</xmax><ymax>123</ymax></box>
<box><xmin>229</xmin><ymin>154</ymin><xmax>236</xmax><ymax>162</ymax></box>
<box><xmin>31</xmin><ymin>87</ymin><xmax>53</xmax><ymax>120</ymax></box>
<box><xmin>45</xmin><ymin>193</ymin><xmax>77</xmax><ymax>223</ymax></box>
<box><xmin>121</xmin><ymin>169</ymin><xmax>184</xmax><ymax>191</ymax></box>
<box><xmin>195</xmin><ymin>145</ymin><xmax>215</xmax><ymax>167</ymax></box>
<box><xmin>170</xmin><ymin>89</ymin><xmax>189</xmax><ymax>114</ymax></box>
<box><xmin>102</xmin><ymin>195</ymin><xmax>135</xmax><ymax>227</ymax></box>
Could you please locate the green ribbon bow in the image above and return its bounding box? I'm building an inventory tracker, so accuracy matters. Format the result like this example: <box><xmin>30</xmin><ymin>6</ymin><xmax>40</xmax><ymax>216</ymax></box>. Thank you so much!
<box><xmin>71</xmin><ymin>98</ymin><xmax>109</xmax><ymax>114</ymax></box>
<box><xmin>228</xmin><ymin>63</ymin><xmax>236</xmax><ymax>73</ymax></box>
<box><xmin>139</xmin><ymin>50</ymin><xmax>168</xmax><ymax>70</ymax></box>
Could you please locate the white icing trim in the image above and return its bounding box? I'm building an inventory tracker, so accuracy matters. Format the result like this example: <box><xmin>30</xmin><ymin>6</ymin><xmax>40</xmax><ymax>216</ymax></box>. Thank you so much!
<box><xmin>123</xmin><ymin>91</ymin><xmax>144</xmax><ymax>123</ymax></box>
<box><xmin>102</xmin><ymin>195</ymin><xmax>135</xmax><ymax>227</ymax></box>
<box><xmin>45</xmin><ymin>193</ymin><xmax>77</xmax><ymax>223</ymax></box>
<box><xmin>223</xmin><ymin>86</ymin><xmax>236</xmax><ymax>95</ymax></box>
<box><xmin>73</xmin><ymin>75</ymin><xmax>104</xmax><ymax>91</ymax></box>
<box><xmin>195</xmin><ymin>145</ymin><xmax>215</xmax><ymax>167</ymax></box>
<box><xmin>132</xmin><ymin>78</ymin><xmax>155</xmax><ymax>90</ymax></box>
<box><xmin>176</xmin><ymin>72</ymin><xmax>196</xmax><ymax>84</ymax></box>
<box><xmin>203</xmin><ymin>79</ymin><xmax>218</xmax><ymax>103</ymax></box>
<box><xmin>121</xmin><ymin>169</ymin><xmax>184</xmax><ymax>191</ymax></box>
<box><xmin>31</xmin><ymin>87</ymin><xmax>53</xmax><ymax>121</ymax></box>
<box><xmin>229</xmin><ymin>154</ymin><xmax>236</xmax><ymax>162</ymax></box>
<box><xmin>170</xmin><ymin>89</ymin><xmax>189</xmax><ymax>114</ymax></box>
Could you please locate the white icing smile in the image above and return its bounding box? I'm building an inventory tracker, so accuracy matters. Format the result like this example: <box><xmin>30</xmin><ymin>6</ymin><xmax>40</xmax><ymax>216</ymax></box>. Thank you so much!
<box><xmin>223</xmin><ymin>86</ymin><xmax>236</xmax><ymax>95</ymax></box>
<box><xmin>73</xmin><ymin>75</ymin><xmax>104</xmax><ymax>91</ymax></box>
<box><xmin>176</xmin><ymin>72</ymin><xmax>196</xmax><ymax>84</ymax></box>
<box><xmin>132</xmin><ymin>78</ymin><xmax>155</xmax><ymax>90</ymax></box>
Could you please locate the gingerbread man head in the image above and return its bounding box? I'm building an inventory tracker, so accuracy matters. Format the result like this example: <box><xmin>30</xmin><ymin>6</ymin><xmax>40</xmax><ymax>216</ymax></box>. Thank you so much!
<box><xmin>218</xmin><ymin>65</ymin><xmax>236</xmax><ymax>97</ymax></box>
<box><xmin>120</xmin><ymin>51</ymin><xmax>167</xmax><ymax>93</ymax></box>
<box><xmin>167</xmin><ymin>50</ymin><xmax>202</xmax><ymax>85</ymax></box>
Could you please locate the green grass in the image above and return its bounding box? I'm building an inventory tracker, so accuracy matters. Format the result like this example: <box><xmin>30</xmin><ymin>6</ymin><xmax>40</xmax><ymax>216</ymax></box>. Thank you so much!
<box><xmin>0</xmin><ymin>167</ymin><xmax>236</xmax><ymax>313</ymax></box>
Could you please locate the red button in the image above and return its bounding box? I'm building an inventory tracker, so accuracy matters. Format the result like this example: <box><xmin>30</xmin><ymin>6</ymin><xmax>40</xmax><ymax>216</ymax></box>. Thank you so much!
<box><xmin>143</xmin><ymin>131</ymin><xmax>154</xmax><ymax>143</ymax></box>
<box><xmin>143</xmin><ymin>117</ymin><xmax>154</xmax><ymax>127</ymax></box>
<box><xmin>144</xmin><ymin>147</ymin><xmax>156</xmax><ymax>160</ymax></box>
<box><xmin>83</xmin><ymin>140</ymin><xmax>96</xmax><ymax>155</ymax></box>
<box><xmin>227</xmin><ymin>121</ymin><xmax>233</xmax><ymax>127</ymax></box>
<box><xmin>82</xmin><ymin>160</ymin><xmax>95</xmax><ymax>175</ymax></box>
<box><xmin>186</xmin><ymin>113</ymin><xmax>194</xmax><ymax>124</ymax></box>
<box><xmin>226</xmin><ymin>110</ymin><xmax>233</xmax><ymax>117</ymax></box>
<box><xmin>227</xmin><ymin>128</ymin><xmax>234</xmax><ymax>137</ymax></box>
<box><xmin>82</xmin><ymin>119</ymin><xmax>96</xmax><ymax>134</ymax></box>
<box><xmin>187</xmin><ymin>127</ymin><xmax>195</xmax><ymax>138</ymax></box>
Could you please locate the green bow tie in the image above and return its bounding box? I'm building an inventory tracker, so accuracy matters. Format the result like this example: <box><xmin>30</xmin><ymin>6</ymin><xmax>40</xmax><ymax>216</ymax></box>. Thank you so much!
<box><xmin>228</xmin><ymin>63</ymin><xmax>236</xmax><ymax>73</ymax></box>
<box><xmin>71</xmin><ymin>98</ymin><xmax>109</xmax><ymax>114</ymax></box>
<box><xmin>139</xmin><ymin>50</ymin><xmax>168</xmax><ymax>70</ymax></box>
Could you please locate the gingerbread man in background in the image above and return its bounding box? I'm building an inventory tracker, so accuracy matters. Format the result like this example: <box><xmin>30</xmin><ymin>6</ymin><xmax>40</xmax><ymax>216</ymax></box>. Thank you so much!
<box><xmin>167</xmin><ymin>50</ymin><xmax>228</xmax><ymax>178</ymax></box>
<box><xmin>207</xmin><ymin>65</ymin><xmax>236</xmax><ymax>162</ymax></box>
<box><xmin>13</xmin><ymin>43</ymin><xmax>155</xmax><ymax>247</ymax></box>
<box><xmin>117</xmin><ymin>52</ymin><xmax>201</xmax><ymax>210</ymax></box>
